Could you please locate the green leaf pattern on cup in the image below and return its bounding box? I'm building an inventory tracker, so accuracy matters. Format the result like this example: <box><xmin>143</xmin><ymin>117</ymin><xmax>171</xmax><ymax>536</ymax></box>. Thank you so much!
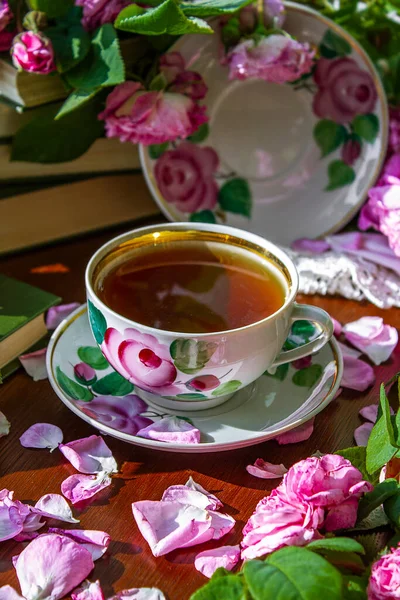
<box><xmin>170</xmin><ymin>338</ymin><xmax>218</xmax><ymax>374</ymax></box>
<box><xmin>292</xmin><ymin>364</ymin><xmax>323</xmax><ymax>387</ymax></box>
<box><xmin>92</xmin><ymin>371</ymin><xmax>135</xmax><ymax>395</ymax></box>
<box><xmin>88</xmin><ymin>299</ymin><xmax>107</xmax><ymax>344</ymax></box>
<box><xmin>56</xmin><ymin>366</ymin><xmax>94</xmax><ymax>401</ymax></box>
<box><xmin>77</xmin><ymin>345</ymin><xmax>109</xmax><ymax>369</ymax></box>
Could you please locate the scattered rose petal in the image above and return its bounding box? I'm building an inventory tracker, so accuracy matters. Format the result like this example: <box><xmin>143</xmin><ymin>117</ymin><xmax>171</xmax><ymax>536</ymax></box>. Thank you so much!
<box><xmin>109</xmin><ymin>590</ymin><xmax>166</xmax><ymax>600</ymax></box>
<box><xmin>48</xmin><ymin>528</ymin><xmax>110</xmax><ymax>560</ymax></box>
<box><xmin>72</xmin><ymin>580</ymin><xmax>105</xmax><ymax>600</ymax></box>
<box><xmin>59</xmin><ymin>435</ymin><xmax>118</xmax><ymax>474</ymax></box>
<box><xmin>359</xmin><ymin>404</ymin><xmax>379</xmax><ymax>422</ymax></box>
<box><xmin>19</xmin><ymin>347</ymin><xmax>47</xmax><ymax>381</ymax></box>
<box><xmin>162</xmin><ymin>484</ymin><xmax>221</xmax><ymax>511</ymax></box>
<box><xmin>0</xmin><ymin>411</ymin><xmax>10</xmax><ymax>438</ymax></box>
<box><xmin>246</xmin><ymin>459</ymin><xmax>288</xmax><ymax>479</ymax></box>
<box><xmin>15</xmin><ymin>533</ymin><xmax>94</xmax><ymax>600</ymax></box>
<box><xmin>0</xmin><ymin>586</ymin><xmax>24</xmax><ymax>600</ymax></box>
<box><xmin>132</xmin><ymin>501</ymin><xmax>212</xmax><ymax>557</ymax></box>
<box><xmin>0</xmin><ymin>506</ymin><xmax>24</xmax><ymax>542</ymax></box>
<box><xmin>30</xmin><ymin>263</ymin><xmax>70</xmax><ymax>273</ymax></box>
<box><xmin>332</xmin><ymin>318</ymin><xmax>342</xmax><ymax>337</ymax></box>
<box><xmin>46</xmin><ymin>302</ymin><xmax>80</xmax><ymax>330</ymax></box>
<box><xmin>185</xmin><ymin>477</ymin><xmax>223</xmax><ymax>510</ymax></box>
<box><xmin>275</xmin><ymin>418</ymin><xmax>314</xmax><ymax>445</ymax></box>
<box><xmin>61</xmin><ymin>472</ymin><xmax>112</xmax><ymax>504</ymax></box>
<box><xmin>19</xmin><ymin>423</ymin><xmax>63</xmax><ymax>451</ymax></box>
<box><xmin>33</xmin><ymin>493</ymin><xmax>79</xmax><ymax>523</ymax></box>
<box><xmin>341</xmin><ymin>355</ymin><xmax>375</xmax><ymax>391</ymax></box>
<box><xmin>354</xmin><ymin>422</ymin><xmax>374</xmax><ymax>446</ymax></box>
<box><xmin>136</xmin><ymin>416</ymin><xmax>200</xmax><ymax>444</ymax></box>
<box><xmin>343</xmin><ymin>317</ymin><xmax>398</xmax><ymax>365</ymax></box>
<box><xmin>194</xmin><ymin>545</ymin><xmax>240</xmax><ymax>578</ymax></box>
<box><xmin>207</xmin><ymin>510</ymin><xmax>235</xmax><ymax>540</ymax></box>
<box><xmin>291</xmin><ymin>238</ymin><xmax>331</xmax><ymax>253</ymax></box>
<box><xmin>337</xmin><ymin>341</ymin><xmax>362</xmax><ymax>358</ymax></box>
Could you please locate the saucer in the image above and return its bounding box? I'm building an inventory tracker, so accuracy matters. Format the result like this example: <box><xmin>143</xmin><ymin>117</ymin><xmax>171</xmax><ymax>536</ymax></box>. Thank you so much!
<box><xmin>47</xmin><ymin>306</ymin><xmax>342</xmax><ymax>453</ymax></box>
<box><xmin>140</xmin><ymin>2</ymin><xmax>387</xmax><ymax>246</ymax></box>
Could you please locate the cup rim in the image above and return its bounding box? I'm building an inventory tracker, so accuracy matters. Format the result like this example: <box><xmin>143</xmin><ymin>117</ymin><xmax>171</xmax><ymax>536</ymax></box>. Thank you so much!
<box><xmin>85</xmin><ymin>222</ymin><xmax>299</xmax><ymax>338</ymax></box>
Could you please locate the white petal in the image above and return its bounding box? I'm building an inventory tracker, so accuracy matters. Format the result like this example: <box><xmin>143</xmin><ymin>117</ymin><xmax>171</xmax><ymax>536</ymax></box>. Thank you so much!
<box><xmin>0</xmin><ymin>411</ymin><xmax>10</xmax><ymax>438</ymax></box>
<box><xmin>33</xmin><ymin>494</ymin><xmax>79</xmax><ymax>523</ymax></box>
<box><xmin>19</xmin><ymin>348</ymin><xmax>47</xmax><ymax>381</ymax></box>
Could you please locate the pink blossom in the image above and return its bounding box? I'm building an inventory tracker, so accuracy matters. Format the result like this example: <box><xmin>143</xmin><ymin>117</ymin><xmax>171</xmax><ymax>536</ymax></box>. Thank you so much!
<box><xmin>76</xmin><ymin>0</ymin><xmax>131</xmax><ymax>31</ymax></box>
<box><xmin>354</xmin><ymin>403</ymin><xmax>393</xmax><ymax>446</ymax></box>
<box><xmin>0</xmin><ymin>411</ymin><xmax>10</xmax><ymax>438</ymax></box>
<box><xmin>159</xmin><ymin>52</ymin><xmax>207</xmax><ymax>99</ymax></box>
<box><xmin>341</xmin><ymin>137</ymin><xmax>362</xmax><ymax>165</ymax></box>
<box><xmin>195</xmin><ymin>545</ymin><xmax>240</xmax><ymax>578</ymax></box>
<box><xmin>159</xmin><ymin>52</ymin><xmax>185</xmax><ymax>83</ymax></box>
<box><xmin>389</xmin><ymin>106</ymin><xmax>400</xmax><ymax>154</ymax></box>
<box><xmin>136</xmin><ymin>416</ymin><xmax>201</xmax><ymax>444</ymax></box>
<box><xmin>72</xmin><ymin>580</ymin><xmax>105</xmax><ymax>600</ymax></box>
<box><xmin>59</xmin><ymin>434</ymin><xmax>118</xmax><ymax>474</ymax></box>
<box><xmin>368</xmin><ymin>546</ymin><xmax>400</xmax><ymax>600</ymax></box>
<box><xmin>79</xmin><ymin>394</ymin><xmax>152</xmax><ymax>435</ymax></box>
<box><xmin>228</xmin><ymin>35</ymin><xmax>314</xmax><ymax>83</ymax></box>
<box><xmin>154</xmin><ymin>142</ymin><xmax>219</xmax><ymax>213</ymax></box>
<box><xmin>246</xmin><ymin>459</ymin><xmax>288</xmax><ymax>479</ymax></box>
<box><xmin>291</xmin><ymin>238</ymin><xmax>331</xmax><ymax>253</ymax></box>
<box><xmin>19</xmin><ymin>423</ymin><xmax>63</xmax><ymax>451</ymax></box>
<box><xmin>101</xmin><ymin>327</ymin><xmax>177</xmax><ymax>393</ymax></box>
<box><xmin>275</xmin><ymin>418</ymin><xmax>314</xmax><ymax>445</ymax></box>
<box><xmin>19</xmin><ymin>347</ymin><xmax>47</xmax><ymax>381</ymax></box>
<box><xmin>342</xmin><ymin>354</ymin><xmax>375</xmax><ymax>391</ymax></box>
<box><xmin>61</xmin><ymin>473</ymin><xmax>112</xmax><ymax>504</ymax></box>
<box><xmin>313</xmin><ymin>57</ymin><xmax>377</xmax><ymax>124</ymax></box>
<box><xmin>46</xmin><ymin>302</ymin><xmax>80</xmax><ymax>330</ymax></box>
<box><xmin>11</xmin><ymin>31</ymin><xmax>55</xmax><ymax>75</ymax></box>
<box><xmin>0</xmin><ymin>0</ymin><xmax>14</xmax><ymax>51</ymax></box>
<box><xmin>99</xmin><ymin>81</ymin><xmax>208</xmax><ymax>146</ymax></box>
<box><xmin>47</xmin><ymin>528</ymin><xmax>110</xmax><ymax>560</ymax></box>
<box><xmin>343</xmin><ymin>316</ymin><xmax>398</xmax><ymax>365</ymax></box>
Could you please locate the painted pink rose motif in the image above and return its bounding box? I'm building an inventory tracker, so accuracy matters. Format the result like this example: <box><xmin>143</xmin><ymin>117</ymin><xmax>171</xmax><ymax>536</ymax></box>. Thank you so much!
<box><xmin>154</xmin><ymin>142</ymin><xmax>219</xmax><ymax>213</ymax></box>
<box><xmin>78</xmin><ymin>394</ymin><xmax>153</xmax><ymax>435</ymax></box>
<box><xmin>313</xmin><ymin>57</ymin><xmax>377</xmax><ymax>124</ymax></box>
<box><xmin>101</xmin><ymin>328</ymin><xmax>177</xmax><ymax>393</ymax></box>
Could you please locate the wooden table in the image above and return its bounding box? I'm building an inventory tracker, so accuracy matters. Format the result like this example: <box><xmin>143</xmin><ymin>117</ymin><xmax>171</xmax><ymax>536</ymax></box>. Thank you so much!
<box><xmin>1</xmin><ymin>223</ymin><xmax>400</xmax><ymax>598</ymax></box>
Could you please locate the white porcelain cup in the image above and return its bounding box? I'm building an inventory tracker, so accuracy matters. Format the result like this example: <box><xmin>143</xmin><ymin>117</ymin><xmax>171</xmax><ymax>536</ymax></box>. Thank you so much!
<box><xmin>85</xmin><ymin>223</ymin><xmax>333</xmax><ymax>410</ymax></box>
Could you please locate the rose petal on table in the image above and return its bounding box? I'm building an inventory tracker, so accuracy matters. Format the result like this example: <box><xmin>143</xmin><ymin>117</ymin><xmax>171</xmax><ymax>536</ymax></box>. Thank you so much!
<box><xmin>194</xmin><ymin>545</ymin><xmax>240</xmax><ymax>578</ymax></box>
<box><xmin>109</xmin><ymin>589</ymin><xmax>166</xmax><ymax>600</ymax></box>
<box><xmin>59</xmin><ymin>435</ymin><xmax>118</xmax><ymax>474</ymax></box>
<box><xmin>185</xmin><ymin>477</ymin><xmax>223</xmax><ymax>510</ymax></box>
<box><xmin>0</xmin><ymin>411</ymin><xmax>10</xmax><ymax>438</ymax></box>
<box><xmin>337</xmin><ymin>341</ymin><xmax>362</xmax><ymax>359</ymax></box>
<box><xmin>208</xmin><ymin>510</ymin><xmax>236</xmax><ymax>540</ymax></box>
<box><xmin>33</xmin><ymin>493</ymin><xmax>79</xmax><ymax>523</ymax></box>
<box><xmin>0</xmin><ymin>506</ymin><xmax>23</xmax><ymax>542</ymax></box>
<box><xmin>48</xmin><ymin>528</ymin><xmax>110</xmax><ymax>561</ymax></box>
<box><xmin>15</xmin><ymin>533</ymin><xmax>94</xmax><ymax>600</ymax></box>
<box><xmin>0</xmin><ymin>586</ymin><xmax>24</xmax><ymax>600</ymax></box>
<box><xmin>46</xmin><ymin>303</ymin><xmax>80</xmax><ymax>330</ymax></box>
<box><xmin>61</xmin><ymin>472</ymin><xmax>112</xmax><ymax>504</ymax></box>
<box><xmin>291</xmin><ymin>238</ymin><xmax>331</xmax><ymax>253</ymax></box>
<box><xmin>275</xmin><ymin>418</ymin><xmax>315</xmax><ymax>445</ymax></box>
<box><xmin>359</xmin><ymin>404</ymin><xmax>379</xmax><ymax>423</ymax></box>
<box><xmin>162</xmin><ymin>485</ymin><xmax>221</xmax><ymax>511</ymax></box>
<box><xmin>132</xmin><ymin>500</ymin><xmax>212</xmax><ymax>557</ymax></box>
<box><xmin>332</xmin><ymin>318</ymin><xmax>342</xmax><ymax>337</ymax></box>
<box><xmin>30</xmin><ymin>263</ymin><xmax>70</xmax><ymax>274</ymax></box>
<box><xmin>246</xmin><ymin>459</ymin><xmax>288</xmax><ymax>479</ymax></box>
<box><xmin>71</xmin><ymin>580</ymin><xmax>105</xmax><ymax>600</ymax></box>
<box><xmin>19</xmin><ymin>348</ymin><xmax>47</xmax><ymax>381</ymax></box>
<box><xmin>341</xmin><ymin>355</ymin><xmax>375</xmax><ymax>391</ymax></box>
<box><xmin>343</xmin><ymin>317</ymin><xmax>398</xmax><ymax>365</ymax></box>
<box><xmin>14</xmin><ymin>531</ymin><xmax>40</xmax><ymax>542</ymax></box>
<box><xmin>19</xmin><ymin>423</ymin><xmax>63</xmax><ymax>452</ymax></box>
<box><xmin>354</xmin><ymin>422</ymin><xmax>374</xmax><ymax>446</ymax></box>
<box><xmin>136</xmin><ymin>417</ymin><xmax>200</xmax><ymax>444</ymax></box>
<box><xmin>20</xmin><ymin>511</ymin><xmax>45</xmax><ymax>534</ymax></box>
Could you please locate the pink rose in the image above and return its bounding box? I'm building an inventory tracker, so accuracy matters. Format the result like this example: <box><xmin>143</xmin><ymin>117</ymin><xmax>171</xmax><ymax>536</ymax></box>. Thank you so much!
<box><xmin>368</xmin><ymin>547</ymin><xmax>400</xmax><ymax>600</ymax></box>
<box><xmin>101</xmin><ymin>327</ymin><xmax>177</xmax><ymax>393</ymax></box>
<box><xmin>154</xmin><ymin>142</ymin><xmax>219</xmax><ymax>213</ymax></box>
<box><xmin>0</xmin><ymin>0</ymin><xmax>12</xmax><ymax>29</ymax></box>
<box><xmin>313</xmin><ymin>57</ymin><xmax>377</xmax><ymax>124</ymax></box>
<box><xmin>228</xmin><ymin>35</ymin><xmax>314</xmax><ymax>83</ymax></box>
<box><xmin>99</xmin><ymin>81</ymin><xmax>208</xmax><ymax>145</ymax></box>
<box><xmin>159</xmin><ymin>52</ymin><xmax>208</xmax><ymax>100</ymax></box>
<box><xmin>75</xmin><ymin>0</ymin><xmax>131</xmax><ymax>31</ymax></box>
<box><xmin>11</xmin><ymin>31</ymin><xmax>55</xmax><ymax>75</ymax></box>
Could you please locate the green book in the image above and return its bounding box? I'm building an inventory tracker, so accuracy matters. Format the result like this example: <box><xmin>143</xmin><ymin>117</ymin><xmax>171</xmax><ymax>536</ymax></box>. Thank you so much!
<box><xmin>0</xmin><ymin>274</ymin><xmax>60</xmax><ymax>380</ymax></box>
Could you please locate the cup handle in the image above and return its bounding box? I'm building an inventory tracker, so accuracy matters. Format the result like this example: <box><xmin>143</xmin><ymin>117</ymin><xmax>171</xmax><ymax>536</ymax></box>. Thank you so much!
<box><xmin>271</xmin><ymin>303</ymin><xmax>334</xmax><ymax>367</ymax></box>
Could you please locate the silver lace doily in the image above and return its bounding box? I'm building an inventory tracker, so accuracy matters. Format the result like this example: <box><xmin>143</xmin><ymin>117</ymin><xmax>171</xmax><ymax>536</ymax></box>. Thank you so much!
<box><xmin>284</xmin><ymin>248</ymin><xmax>400</xmax><ymax>309</ymax></box>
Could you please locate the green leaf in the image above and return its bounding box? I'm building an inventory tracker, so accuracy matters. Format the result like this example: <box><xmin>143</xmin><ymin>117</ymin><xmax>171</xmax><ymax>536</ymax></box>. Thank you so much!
<box><xmin>187</xmin><ymin>122</ymin><xmax>209</xmax><ymax>143</ymax></box>
<box><xmin>190</xmin><ymin>575</ymin><xmax>247</xmax><ymax>600</ymax></box>
<box><xmin>243</xmin><ymin>547</ymin><xmax>343</xmax><ymax>600</ymax></box>
<box><xmin>218</xmin><ymin>178</ymin><xmax>252</xmax><ymax>218</ymax></box>
<box><xmin>88</xmin><ymin>300</ymin><xmax>108</xmax><ymax>345</ymax></box>
<box><xmin>210</xmin><ymin>568</ymin><xmax>231</xmax><ymax>580</ymax></box>
<box><xmin>176</xmin><ymin>392</ymin><xmax>207</xmax><ymax>399</ymax></box>
<box><xmin>56</xmin><ymin>88</ymin><xmax>100</xmax><ymax>119</ymax></box>
<box><xmin>189</xmin><ymin>210</ymin><xmax>217</xmax><ymax>224</ymax></box>
<box><xmin>335</xmin><ymin>447</ymin><xmax>378</xmax><ymax>483</ymax></box>
<box><xmin>384</xmin><ymin>489</ymin><xmax>400</xmax><ymax>526</ymax></box>
<box><xmin>285</xmin><ymin>320</ymin><xmax>317</xmax><ymax>349</ymax></box>
<box><xmin>313</xmin><ymin>120</ymin><xmax>347</xmax><ymax>157</ymax></box>
<box><xmin>92</xmin><ymin>371</ymin><xmax>134</xmax><ymax>396</ymax></box>
<box><xmin>28</xmin><ymin>0</ymin><xmax>73</xmax><ymax>18</ymax></box>
<box><xmin>149</xmin><ymin>142</ymin><xmax>169</xmax><ymax>159</ymax></box>
<box><xmin>358</xmin><ymin>478</ymin><xmax>399</xmax><ymax>521</ymax></box>
<box><xmin>307</xmin><ymin>538</ymin><xmax>365</xmax><ymax>555</ymax></box>
<box><xmin>47</xmin><ymin>24</ymin><xmax>90</xmax><ymax>73</ymax></box>
<box><xmin>181</xmin><ymin>0</ymin><xmax>252</xmax><ymax>16</ymax></box>
<box><xmin>292</xmin><ymin>364</ymin><xmax>323</xmax><ymax>388</ymax></box>
<box><xmin>77</xmin><ymin>346</ymin><xmax>109</xmax><ymax>369</ymax></box>
<box><xmin>56</xmin><ymin>366</ymin><xmax>94</xmax><ymax>401</ymax></box>
<box><xmin>115</xmin><ymin>0</ymin><xmax>213</xmax><ymax>35</ymax></box>
<box><xmin>320</xmin><ymin>29</ymin><xmax>352</xmax><ymax>58</ymax></box>
<box><xmin>211</xmin><ymin>380</ymin><xmax>241</xmax><ymax>396</ymax></box>
<box><xmin>264</xmin><ymin>363</ymin><xmax>289</xmax><ymax>381</ymax></box>
<box><xmin>343</xmin><ymin>575</ymin><xmax>368</xmax><ymax>600</ymax></box>
<box><xmin>11</xmin><ymin>100</ymin><xmax>103</xmax><ymax>164</ymax></box>
<box><xmin>170</xmin><ymin>338</ymin><xmax>217</xmax><ymax>372</ymax></box>
<box><xmin>366</xmin><ymin>384</ymin><xmax>398</xmax><ymax>474</ymax></box>
<box><xmin>326</xmin><ymin>160</ymin><xmax>356</xmax><ymax>191</ymax></box>
<box><xmin>352</xmin><ymin>114</ymin><xmax>379</xmax><ymax>143</ymax></box>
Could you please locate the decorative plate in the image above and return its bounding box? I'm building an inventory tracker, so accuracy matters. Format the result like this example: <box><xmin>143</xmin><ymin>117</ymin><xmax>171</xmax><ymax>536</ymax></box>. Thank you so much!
<box><xmin>140</xmin><ymin>2</ymin><xmax>388</xmax><ymax>246</ymax></box>
<box><xmin>46</xmin><ymin>306</ymin><xmax>343</xmax><ymax>453</ymax></box>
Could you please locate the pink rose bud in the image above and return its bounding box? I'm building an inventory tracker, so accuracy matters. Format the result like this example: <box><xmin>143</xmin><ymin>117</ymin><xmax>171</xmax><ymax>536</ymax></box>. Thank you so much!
<box><xmin>74</xmin><ymin>362</ymin><xmax>97</xmax><ymax>385</ymax></box>
<box><xmin>12</xmin><ymin>31</ymin><xmax>55</xmax><ymax>75</ymax></box>
<box><xmin>341</xmin><ymin>137</ymin><xmax>361</xmax><ymax>165</ymax></box>
<box><xmin>0</xmin><ymin>0</ymin><xmax>12</xmax><ymax>30</ymax></box>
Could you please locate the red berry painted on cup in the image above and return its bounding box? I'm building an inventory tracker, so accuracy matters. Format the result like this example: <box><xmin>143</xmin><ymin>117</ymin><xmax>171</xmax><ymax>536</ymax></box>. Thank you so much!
<box><xmin>186</xmin><ymin>374</ymin><xmax>220</xmax><ymax>392</ymax></box>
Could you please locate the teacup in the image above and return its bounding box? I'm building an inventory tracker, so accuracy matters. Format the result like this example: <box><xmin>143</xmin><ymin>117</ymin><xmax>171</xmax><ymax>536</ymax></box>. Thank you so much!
<box><xmin>85</xmin><ymin>223</ymin><xmax>333</xmax><ymax>410</ymax></box>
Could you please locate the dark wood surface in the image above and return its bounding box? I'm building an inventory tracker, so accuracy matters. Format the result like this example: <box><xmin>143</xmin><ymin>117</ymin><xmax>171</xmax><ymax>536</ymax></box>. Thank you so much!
<box><xmin>1</xmin><ymin>224</ymin><xmax>400</xmax><ymax>598</ymax></box>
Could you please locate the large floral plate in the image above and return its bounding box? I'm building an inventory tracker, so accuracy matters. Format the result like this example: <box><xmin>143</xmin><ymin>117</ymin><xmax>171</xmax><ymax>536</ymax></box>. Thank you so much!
<box><xmin>47</xmin><ymin>306</ymin><xmax>342</xmax><ymax>453</ymax></box>
<box><xmin>140</xmin><ymin>2</ymin><xmax>388</xmax><ymax>246</ymax></box>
